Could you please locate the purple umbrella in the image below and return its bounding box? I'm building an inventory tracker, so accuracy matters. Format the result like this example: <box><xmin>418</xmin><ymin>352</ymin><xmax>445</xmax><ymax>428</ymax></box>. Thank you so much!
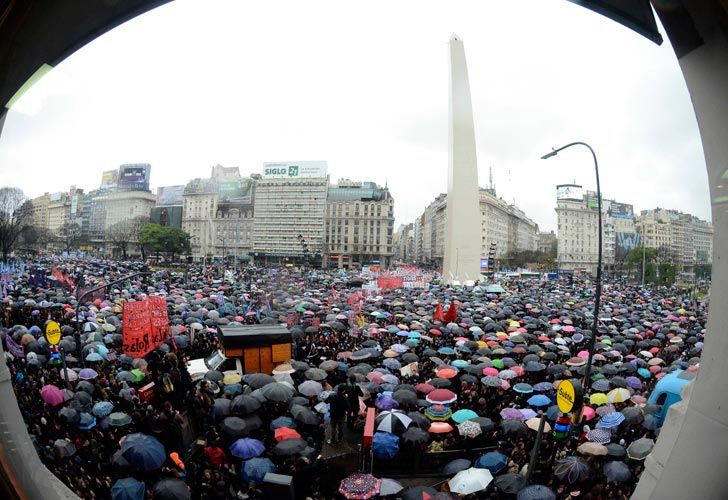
<box><xmin>78</xmin><ymin>368</ymin><xmax>98</xmax><ymax>380</ymax></box>
<box><xmin>625</xmin><ymin>376</ymin><xmax>642</xmax><ymax>390</ymax></box>
<box><xmin>500</xmin><ymin>408</ymin><xmax>525</xmax><ymax>421</ymax></box>
<box><xmin>376</xmin><ymin>395</ymin><xmax>399</xmax><ymax>411</ymax></box>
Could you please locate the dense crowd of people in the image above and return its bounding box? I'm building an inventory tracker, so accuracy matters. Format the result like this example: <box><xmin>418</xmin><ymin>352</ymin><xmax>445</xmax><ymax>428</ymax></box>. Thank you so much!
<box><xmin>0</xmin><ymin>256</ymin><xmax>707</xmax><ymax>499</ymax></box>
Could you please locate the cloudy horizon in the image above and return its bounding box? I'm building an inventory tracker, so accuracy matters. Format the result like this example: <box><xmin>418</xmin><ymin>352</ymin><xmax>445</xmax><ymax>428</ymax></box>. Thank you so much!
<box><xmin>0</xmin><ymin>0</ymin><xmax>711</xmax><ymax>231</ymax></box>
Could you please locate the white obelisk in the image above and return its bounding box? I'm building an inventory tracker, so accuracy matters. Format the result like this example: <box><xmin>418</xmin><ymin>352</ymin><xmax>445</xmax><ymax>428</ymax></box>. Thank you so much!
<box><xmin>443</xmin><ymin>34</ymin><xmax>481</xmax><ymax>285</ymax></box>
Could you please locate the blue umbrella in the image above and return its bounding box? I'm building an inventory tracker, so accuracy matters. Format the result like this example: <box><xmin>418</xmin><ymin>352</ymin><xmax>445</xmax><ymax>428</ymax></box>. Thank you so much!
<box><xmin>373</xmin><ymin>431</ymin><xmax>400</xmax><ymax>460</ymax></box>
<box><xmin>396</xmin><ymin>330</ymin><xmax>409</xmax><ymax>337</ymax></box>
<box><xmin>603</xmin><ymin>461</ymin><xmax>631</xmax><ymax>483</ymax></box>
<box><xmin>533</xmin><ymin>382</ymin><xmax>553</xmax><ymax>392</ymax></box>
<box><xmin>513</xmin><ymin>383</ymin><xmax>533</xmax><ymax>394</ymax></box>
<box><xmin>546</xmin><ymin>405</ymin><xmax>561</xmax><ymax>421</ymax></box>
<box><xmin>388</xmin><ymin>325</ymin><xmax>400</xmax><ymax>334</ymax></box>
<box><xmin>637</xmin><ymin>367</ymin><xmax>652</xmax><ymax>379</ymax></box>
<box><xmin>597</xmin><ymin>412</ymin><xmax>625</xmax><ymax>430</ymax></box>
<box><xmin>376</xmin><ymin>395</ymin><xmax>399</xmax><ymax>411</ymax></box>
<box><xmin>241</xmin><ymin>457</ymin><xmax>276</xmax><ymax>483</ymax></box>
<box><xmin>517</xmin><ymin>484</ymin><xmax>556</xmax><ymax>500</ymax></box>
<box><xmin>452</xmin><ymin>409</ymin><xmax>478</xmax><ymax>424</ymax></box>
<box><xmin>92</xmin><ymin>401</ymin><xmax>114</xmax><ymax>417</ymax></box>
<box><xmin>443</xmin><ymin>458</ymin><xmax>471</xmax><ymax>475</ymax></box>
<box><xmin>230</xmin><ymin>438</ymin><xmax>265</xmax><ymax>459</ymax></box>
<box><xmin>527</xmin><ymin>395</ymin><xmax>551</xmax><ymax>407</ymax></box>
<box><xmin>475</xmin><ymin>451</ymin><xmax>508</xmax><ymax>473</ymax></box>
<box><xmin>271</xmin><ymin>416</ymin><xmax>296</xmax><ymax>430</ymax></box>
<box><xmin>451</xmin><ymin>359</ymin><xmax>469</xmax><ymax>369</ymax></box>
<box><xmin>383</xmin><ymin>358</ymin><xmax>402</xmax><ymax>370</ymax></box>
<box><xmin>438</xmin><ymin>347</ymin><xmax>456</xmax><ymax>356</ymax></box>
<box><xmin>77</xmin><ymin>412</ymin><xmax>97</xmax><ymax>430</ymax></box>
<box><xmin>224</xmin><ymin>383</ymin><xmax>243</xmax><ymax>396</ymax></box>
<box><xmin>642</xmin><ymin>414</ymin><xmax>661</xmax><ymax>431</ymax></box>
<box><xmin>408</xmin><ymin>331</ymin><xmax>421</xmax><ymax>339</ymax></box>
<box><xmin>85</xmin><ymin>352</ymin><xmax>104</xmax><ymax>362</ymax></box>
<box><xmin>120</xmin><ymin>433</ymin><xmax>166</xmax><ymax>471</ymax></box>
<box><xmin>111</xmin><ymin>477</ymin><xmax>145</xmax><ymax>500</ymax></box>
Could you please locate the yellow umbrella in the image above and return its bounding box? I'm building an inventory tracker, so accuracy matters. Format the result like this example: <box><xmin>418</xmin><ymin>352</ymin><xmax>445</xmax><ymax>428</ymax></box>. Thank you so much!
<box><xmin>526</xmin><ymin>417</ymin><xmax>552</xmax><ymax>432</ymax></box>
<box><xmin>383</xmin><ymin>349</ymin><xmax>399</xmax><ymax>358</ymax></box>
<box><xmin>590</xmin><ymin>393</ymin><xmax>609</xmax><ymax>406</ymax></box>
<box><xmin>223</xmin><ymin>372</ymin><xmax>242</xmax><ymax>385</ymax></box>
<box><xmin>577</xmin><ymin>442</ymin><xmax>608</xmax><ymax>456</ymax></box>
<box><xmin>607</xmin><ymin>388</ymin><xmax>631</xmax><ymax>404</ymax></box>
<box><xmin>476</xmin><ymin>341</ymin><xmax>488</xmax><ymax>349</ymax></box>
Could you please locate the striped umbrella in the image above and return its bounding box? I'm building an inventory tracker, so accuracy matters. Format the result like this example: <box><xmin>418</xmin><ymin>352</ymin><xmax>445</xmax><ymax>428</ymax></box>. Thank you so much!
<box><xmin>597</xmin><ymin>412</ymin><xmax>625</xmax><ymax>430</ymax></box>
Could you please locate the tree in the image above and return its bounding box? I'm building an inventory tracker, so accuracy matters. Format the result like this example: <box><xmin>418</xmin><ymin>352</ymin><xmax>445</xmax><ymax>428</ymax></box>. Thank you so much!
<box><xmin>106</xmin><ymin>216</ymin><xmax>149</xmax><ymax>259</ymax></box>
<box><xmin>627</xmin><ymin>246</ymin><xmax>656</xmax><ymax>284</ymax></box>
<box><xmin>0</xmin><ymin>187</ymin><xmax>32</xmax><ymax>261</ymax></box>
<box><xmin>57</xmin><ymin>221</ymin><xmax>82</xmax><ymax>251</ymax></box>
<box><xmin>139</xmin><ymin>223</ymin><xmax>191</xmax><ymax>260</ymax></box>
<box><xmin>695</xmin><ymin>263</ymin><xmax>712</xmax><ymax>280</ymax></box>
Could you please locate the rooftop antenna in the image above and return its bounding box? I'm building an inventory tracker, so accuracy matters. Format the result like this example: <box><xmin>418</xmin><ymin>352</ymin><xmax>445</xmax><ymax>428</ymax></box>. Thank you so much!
<box><xmin>489</xmin><ymin>166</ymin><xmax>494</xmax><ymax>190</ymax></box>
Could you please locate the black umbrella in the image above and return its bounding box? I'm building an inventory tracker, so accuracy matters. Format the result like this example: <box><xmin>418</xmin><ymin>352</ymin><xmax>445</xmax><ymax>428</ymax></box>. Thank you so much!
<box><xmin>272</xmin><ymin>438</ymin><xmax>308</xmax><ymax>456</ymax></box>
<box><xmin>471</xmin><ymin>417</ymin><xmax>495</xmax><ymax>432</ymax></box>
<box><xmin>493</xmin><ymin>473</ymin><xmax>527</xmax><ymax>494</ymax></box>
<box><xmin>213</xmin><ymin>398</ymin><xmax>231</xmax><ymax>419</ymax></box>
<box><xmin>407</xmin><ymin>411</ymin><xmax>430</xmax><ymax>429</ymax></box>
<box><xmin>292</xmin><ymin>406</ymin><xmax>320</xmax><ymax>426</ymax></box>
<box><xmin>401</xmin><ymin>427</ymin><xmax>429</xmax><ymax>447</ymax></box>
<box><xmin>231</xmin><ymin>394</ymin><xmax>262</xmax><ymax>415</ymax></box>
<box><xmin>247</xmin><ymin>373</ymin><xmax>275</xmax><ymax>389</ymax></box>
<box><xmin>500</xmin><ymin>420</ymin><xmax>527</xmax><ymax>436</ymax></box>
<box><xmin>442</xmin><ymin>458</ymin><xmax>471</xmax><ymax>475</ymax></box>
<box><xmin>259</xmin><ymin>382</ymin><xmax>294</xmax><ymax>402</ymax></box>
<box><xmin>392</xmin><ymin>390</ymin><xmax>417</xmax><ymax>406</ymax></box>
<box><xmin>58</xmin><ymin>407</ymin><xmax>80</xmax><ymax>424</ymax></box>
<box><xmin>153</xmin><ymin>479</ymin><xmax>191</xmax><ymax>500</ymax></box>
<box><xmin>221</xmin><ymin>417</ymin><xmax>248</xmax><ymax>438</ymax></box>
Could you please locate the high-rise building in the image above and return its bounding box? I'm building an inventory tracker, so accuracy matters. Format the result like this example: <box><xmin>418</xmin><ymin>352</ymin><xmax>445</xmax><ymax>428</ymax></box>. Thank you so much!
<box><xmin>635</xmin><ymin>208</ymin><xmax>713</xmax><ymax>276</ymax></box>
<box><xmin>252</xmin><ymin>161</ymin><xmax>328</xmax><ymax>265</ymax></box>
<box><xmin>412</xmin><ymin>189</ymin><xmax>538</xmax><ymax>269</ymax></box>
<box><xmin>325</xmin><ymin>179</ymin><xmax>394</xmax><ymax>269</ymax></box>
<box><xmin>394</xmin><ymin>223</ymin><xmax>415</xmax><ymax>264</ymax></box>
<box><xmin>182</xmin><ymin>166</ymin><xmax>256</xmax><ymax>262</ymax></box>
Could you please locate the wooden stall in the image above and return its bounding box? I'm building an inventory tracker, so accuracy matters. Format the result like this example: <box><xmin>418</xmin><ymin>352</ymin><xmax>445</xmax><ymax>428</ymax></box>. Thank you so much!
<box><xmin>218</xmin><ymin>325</ymin><xmax>292</xmax><ymax>374</ymax></box>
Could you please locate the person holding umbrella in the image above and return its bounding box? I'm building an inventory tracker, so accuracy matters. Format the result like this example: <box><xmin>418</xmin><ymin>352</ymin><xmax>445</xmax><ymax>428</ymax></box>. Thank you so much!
<box><xmin>326</xmin><ymin>385</ymin><xmax>347</xmax><ymax>444</ymax></box>
<box><xmin>345</xmin><ymin>374</ymin><xmax>363</xmax><ymax>430</ymax></box>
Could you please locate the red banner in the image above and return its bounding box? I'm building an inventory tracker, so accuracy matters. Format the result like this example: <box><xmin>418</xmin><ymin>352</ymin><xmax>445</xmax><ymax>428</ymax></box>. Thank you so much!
<box><xmin>122</xmin><ymin>296</ymin><xmax>170</xmax><ymax>358</ymax></box>
<box><xmin>287</xmin><ymin>313</ymin><xmax>301</xmax><ymax>328</ymax></box>
<box><xmin>122</xmin><ymin>300</ymin><xmax>152</xmax><ymax>358</ymax></box>
<box><xmin>377</xmin><ymin>276</ymin><xmax>404</xmax><ymax>291</ymax></box>
<box><xmin>148</xmin><ymin>296</ymin><xmax>170</xmax><ymax>347</ymax></box>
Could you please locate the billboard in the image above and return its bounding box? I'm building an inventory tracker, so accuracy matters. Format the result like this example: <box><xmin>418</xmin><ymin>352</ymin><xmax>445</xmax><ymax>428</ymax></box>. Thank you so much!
<box><xmin>262</xmin><ymin>161</ymin><xmax>328</xmax><ymax>179</ymax></box>
<box><xmin>118</xmin><ymin>164</ymin><xmax>151</xmax><ymax>191</ymax></box>
<box><xmin>218</xmin><ymin>178</ymin><xmax>253</xmax><ymax>203</ymax></box>
<box><xmin>556</xmin><ymin>184</ymin><xmax>583</xmax><ymax>200</ymax></box>
<box><xmin>585</xmin><ymin>190</ymin><xmax>599</xmax><ymax>209</ymax></box>
<box><xmin>156</xmin><ymin>185</ymin><xmax>185</xmax><ymax>206</ymax></box>
<box><xmin>609</xmin><ymin>202</ymin><xmax>634</xmax><ymax>219</ymax></box>
<box><xmin>615</xmin><ymin>232</ymin><xmax>641</xmax><ymax>260</ymax></box>
<box><xmin>480</xmin><ymin>258</ymin><xmax>489</xmax><ymax>270</ymax></box>
<box><xmin>100</xmin><ymin>170</ymin><xmax>118</xmax><ymax>189</ymax></box>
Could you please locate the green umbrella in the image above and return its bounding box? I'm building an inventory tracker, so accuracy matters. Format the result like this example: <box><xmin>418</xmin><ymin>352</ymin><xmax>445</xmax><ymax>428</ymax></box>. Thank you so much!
<box><xmin>491</xmin><ymin>359</ymin><xmax>505</xmax><ymax>369</ymax></box>
<box><xmin>130</xmin><ymin>369</ymin><xmax>145</xmax><ymax>382</ymax></box>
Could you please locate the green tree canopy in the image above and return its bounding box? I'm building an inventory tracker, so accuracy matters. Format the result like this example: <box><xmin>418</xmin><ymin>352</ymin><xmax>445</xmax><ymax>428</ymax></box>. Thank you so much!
<box><xmin>139</xmin><ymin>224</ymin><xmax>191</xmax><ymax>258</ymax></box>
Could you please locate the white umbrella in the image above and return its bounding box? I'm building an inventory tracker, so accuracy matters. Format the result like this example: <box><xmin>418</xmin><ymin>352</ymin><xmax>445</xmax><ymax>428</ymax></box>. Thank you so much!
<box><xmin>448</xmin><ymin>467</ymin><xmax>494</xmax><ymax>495</ymax></box>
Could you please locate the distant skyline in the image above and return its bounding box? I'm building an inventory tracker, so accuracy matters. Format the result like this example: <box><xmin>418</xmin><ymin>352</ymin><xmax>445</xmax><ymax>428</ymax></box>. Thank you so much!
<box><xmin>0</xmin><ymin>0</ymin><xmax>711</xmax><ymax>231</ymax></box>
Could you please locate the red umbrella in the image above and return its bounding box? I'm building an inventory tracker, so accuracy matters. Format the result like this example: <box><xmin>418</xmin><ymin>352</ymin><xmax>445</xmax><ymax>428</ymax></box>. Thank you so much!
<box><xmin>274</xmin><ymin>427</ymin><xmax>301</xmax><ymax>442</ymax></box>
<box><xmin>415</xmin><ymin>383</ymin><xmax>435</xmax><ymax>394</ymax></box>
<box><xmin>429</xmin><ymin>329</ymin><xmax>442</xmax><ymax>337</ymax></box>
<box><xmin>436</xmin><ymin>367</ymin><xmax>458</xmax><ymax>379</ymax></box>
<box><xmin>428</xmin><ymin>422</ymin><xmax>454</xmax><ymax>434</ymax></box>
<box><xmin>426</xmin><ymin>389</ymin><xmax>457</xmax><ymax>404</ymax></box>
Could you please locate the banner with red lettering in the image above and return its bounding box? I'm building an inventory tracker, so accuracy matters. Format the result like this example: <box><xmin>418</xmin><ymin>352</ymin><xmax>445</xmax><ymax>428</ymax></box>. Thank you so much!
<box><xmin>148</xmin><ymin>296</ymin><xmax>170</xmax><ymax>347</ymax></box>
<box><xmin>377</xmin><ymin>276</ymin><xmax>404</xmax><ymax>291</ymax></box>
<box><xmin>122</xmin><ymin>296</ymin><xmax>170</xmax><ymax>358</ymax></box>
<box><xmin>122</xmin><ymin>300</ymin><xmax>152</xmax><ymax>358</ymax></box>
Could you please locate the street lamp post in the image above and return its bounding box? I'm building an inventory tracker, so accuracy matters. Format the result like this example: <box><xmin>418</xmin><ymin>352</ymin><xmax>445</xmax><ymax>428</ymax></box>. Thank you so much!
<box><xmin>542</xmin><ymin>142</ymin><xmax>603</xmax><ymax>393</ymax></box>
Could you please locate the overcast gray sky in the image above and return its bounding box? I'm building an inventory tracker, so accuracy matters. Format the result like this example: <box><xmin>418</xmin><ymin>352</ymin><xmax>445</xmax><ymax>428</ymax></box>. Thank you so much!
<box><xmin>0</xmin><ymin>0</ymin><xmax>710</xmax><ymax>231</ymax></box>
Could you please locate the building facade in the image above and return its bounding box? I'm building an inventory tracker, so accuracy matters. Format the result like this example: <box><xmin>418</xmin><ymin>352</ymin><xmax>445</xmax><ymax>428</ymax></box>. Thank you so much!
<box><xmin>538</xmin><ymin>231</ymin><xmax>557</xmax><ymax>254</ymax></box>
<box><xmin>252</xmin><ymin>161</ymin><xmax>328</xmax><ymax>265</ymax></box>
<box><xmin>182</xmin><ymin>166</ymin><xmax>255</xmax><ymax>262</ymax></box>
<box><xmin>412</xmin><ymin>189</ymin><xmax>538</xmax><ymax>269</ymax></box>
<box><xmin>325</xmin><ymin>179</ymin><xmax>394</xmax><ymax>269</ymax></box>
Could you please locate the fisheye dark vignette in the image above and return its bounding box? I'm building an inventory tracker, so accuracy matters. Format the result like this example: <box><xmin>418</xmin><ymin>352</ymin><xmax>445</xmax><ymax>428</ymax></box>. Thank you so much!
<box><xmin>0</xmin><ymin>1</ymin><xmax>726</xmax><ymax>499</ymax></box>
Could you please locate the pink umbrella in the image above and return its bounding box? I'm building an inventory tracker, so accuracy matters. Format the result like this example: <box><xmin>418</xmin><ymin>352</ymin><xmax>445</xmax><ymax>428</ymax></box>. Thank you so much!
<box><xmin>366</xmin><ymin>372</ymin><xmax>384</xmax><ymax>384</ymax></box>
<box><xmin>582</xmin><ymin>406</ymin><xmax>596</xmax><ymax>421</ymax></box>
<box><xmin>483</xmin><ymin>367</ymin><xmax>499</xmax><ymax>376</ymax></box>
<box><xmin>577</xmin><ymin>350</ymin><xmax>590</xmax><ymax>359</ymax></box>
<box><xmin>40</xmin><ymin>385</ymin><xmax>64</xmax><ymax>406</ymax></box>
<box><xmin>562</xmin><ymin>325</ymin><xmax>575</xmax><ymax>333</ymax></box>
